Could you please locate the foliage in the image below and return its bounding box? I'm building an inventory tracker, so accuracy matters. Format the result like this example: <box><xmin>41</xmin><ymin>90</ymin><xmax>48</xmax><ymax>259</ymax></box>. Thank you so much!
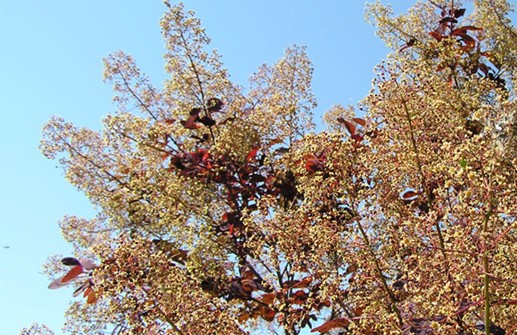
<box><xmin>37</xmin><ymin>1</ymin><xmax>515</xmax><ymax>334</ymax></box>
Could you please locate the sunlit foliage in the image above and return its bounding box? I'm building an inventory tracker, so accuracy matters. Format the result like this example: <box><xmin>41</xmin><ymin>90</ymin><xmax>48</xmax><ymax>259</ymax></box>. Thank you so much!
<box><xmin>36</xmin><ymin>1</ymin><xmax>515</xmax><ymax>334</ymax></box>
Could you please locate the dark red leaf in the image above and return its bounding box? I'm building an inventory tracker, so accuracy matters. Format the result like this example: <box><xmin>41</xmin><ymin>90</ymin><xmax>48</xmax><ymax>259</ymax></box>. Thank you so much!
<box><xmin>199</xmin><ymin>115</ymin><xmax>216</xmax><ymax>127</ymax></box>
<box><xmin>352</xmin><ymin>117</ymin><xmax>366</xmax><ymax>127</ymax></box>
<box><xmin>429</xmin><ymin>31</ymin><xmax>444</xmax><ymax>41</ymax></box>
<box><xmin>305</xmin><ymin>155</ymin><xmax>325</xmax><ymax>173</ymax></box>
<box><xmin>62</xmin><ymin>265</ymin><xmax>84</xmax><ymax>283</ymax></box>
<box><xmin>337</xmin><ymin>118</ymin><xmax>356</xmax><ymax>135</ymax></box>
<box><xmin>86</xmin><ymin>290</ymin><xmax>98</xmax><ymax>304</ymax></box>
<box><xmin>62</xmin><ymin>257</ymin><xmax>81</xmax><ymax>267</ymax></box>
<box><xmin>246</xmin><ymin>146</ymin><xmax>260</xmax><ymax>162</ymax></box>
<box><xmin>454</xmin><ymin>8</ymin><xmax>466</xmax><ymax>18</ymax></box>
<box><xmin>456</xmin><ymin>25</ymin><xmax>482</xmax><ymax>32</ymax></box>
<box><xmin>439</xmin><ymin>17</ymin><xmax>458</xmax><ymax>24</ymax></box>
<box><xmin>181</xmin><ymin>114</ymin><xmax>201</xmax><ymax>129</ymax></box>
<box><xmin>207</xmin><ymin>98</ymin><xmax>223</xmax><ymax>112</ymax></box>
<box><xmin>291</xmin><ymin>276</ymin><xmax>313</xmax><ymax>289</ymax></box>
<box><xmin>401</xmin><ymin>190</ymin><xmax>418</xmax><ymax>201</ymax></box>
<box><xmin>292</xmin><ymin>290</ymin><xmax>308</xmax><ymax>304</ymax></box>
<box><xmin>459</xmin><ymin>34</ymin><xmax>476</xmax><ymax>52</ymax></box>
<box><xmin>260</xmin><ymin>293</ymin><xmax>276</xmax><ymax>305</ymax></box>
<box><xmin>351</xmin><ymin>134</ymin><xmax>363</xmax><ymax>142</ymax></box>
<box><xmin>258</xmin><ymin>306</ymin><xmax>276</xmax><ymax>322</ymax></box>
<box><xmin>189</xmin><ymin>108</ymin><xmax>201</xmax><ymax>116</ymax></box>
<box><xmin>311</xmin><ymin>317</ymin><xmax>350</xmax><ymax>333</ymax></box>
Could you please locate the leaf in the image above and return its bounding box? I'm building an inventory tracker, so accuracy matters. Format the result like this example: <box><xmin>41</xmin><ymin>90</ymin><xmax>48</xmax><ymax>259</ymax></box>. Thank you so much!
<box><xmin>352</xmin><ymin>117</ymin><xmax>366</xmax><ymax>127</ymax></box>
<box><xmin>246</xmin><ymin>146</ymin><xmax>260</xmax><ymax>162</ymax></box>
<box><xmin>305</xmin><ymin>155</ymin><xmax>325</xmax><ymax>173</ymax></box>
<box><xmin>291</xmin><ymin>276</ymin><xmax>312</xmax><ymax>289</ymax></box>
<box><xmin>78</xmin><ymin>259</ymin><xmax>97</xmax><ymax>271</ymax></box>
<box><xmin>61</xmin><ymin>257</ymin><xmax>81</xmax><ymax>266</ymax></box>
<box><xmin>181</xmin><ymin>115</ymin><xmax>201</xmax><ymax>129</ymax></box>
<box><xmin>456</xmin><ymin>25</ymin><xmax>483</xmax><ymax>32</ymax></box>
<box><xmin>207</xmin><ymin>98</ymin><xmax>223</xmax><ymax>112</ymax></box>
<box><xmin>238</xmin><ymin>312</ymin><xmax>250</xmax><ymax>323</ymax></box>
<box><xmin>181</xmin><ymin>108</ymin><xmax>202</xmax><ymax>129</ymax></box>
<box><xmin>199</xmin><ymin>115</ymin><xmax>216</xmax><ymax>127</ymax></box>
<box><xmin>61</xmin><ymin>265</ymin><xmax>84</xmax><ymax>284</ymax></box>
<box><xmin>401</xmin><ymin>190</ymin><xmax>418</xmax><ymax>201</ymax></box>
<box><xmin>337</xmin><ymin>118</ymin><xmax>356</xmax><ymax>135</ymax></box>
<box><xmin>83</xmin><ymin>286</ymin><xmax>93</xmax><ymax>298</ymax></box>
<box><xmin>241</xmin><ymin>278</ymin><xmax>259</xmax><ymax>292</ymax></box>
<box><xmin>261</xmin><ymin>293</ymin><xmax>276</xmax><ymax>305</ymax></box>
<box><xmin>459</xmin><ymin>159</ymin><xmax>467</xmax><ymax>168</ymax></box>
<box><xmin>351</xmin><ymin>134</ymin><xmax>363</xmax><ymax>142</ymax></box>
<box><xmin>73</xmin><ymin>282</ymin><xmax>89</xmax><ymax>297</ymax></box>
<box><xmin>311</xmin><ymin>317</ymin><xmax>350</xmax><ymax>333</ymax></box>
<box><xmin>86</xmin><ymin>290</ymin><xmax>98</xmax><ymax>304</ymax></box>
<box><xmin>439</xmin><ymin>17</ymin><xmax>458</xmax><ymax>24</ymax></box>
<box><xmin>48</xmin><ymin>276</ymin><xmax>67</xmax><ymax>289</ymax></box>
<box><xmin>458</xmin><ymin>34</ymin><xmax>476</xmax><ymax>51</ymax></box>
<box><xmin>292</xmin><ymin>290</ymin><xmax>308</xmax><ymax>304</ymax></box>
<box><xmin>453</xmin><ymin>8</ymin><xmax>466</xmax><ymax>18</ymax></box>
<box><xmin>258</xmin><ymin>305</ymin><xmax>276</xmax><ymax>322</ymax></box>
<box><xmin>429</xmin><ymin>31</ymin><xmax>444</xmax><ymax>41</ymax></box>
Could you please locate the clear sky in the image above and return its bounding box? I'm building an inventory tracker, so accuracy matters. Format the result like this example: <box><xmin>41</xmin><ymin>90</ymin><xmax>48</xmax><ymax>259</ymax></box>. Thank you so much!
<box><xmin>0</xmin><ymin>1</ymin><xmax>417</xmax><ymax>334</ymax></box>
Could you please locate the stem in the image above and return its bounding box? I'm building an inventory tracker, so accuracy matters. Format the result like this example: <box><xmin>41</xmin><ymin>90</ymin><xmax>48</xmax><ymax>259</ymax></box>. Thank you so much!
<box><xmin>482</xmin><ymin>189</ymin><xmax>494</xmax><ymax>335</ymax></box>
<box><xmin>177</xmin><ymin>29</ymin><xmax>216</xmax><ymax>143</ymax></box>
<box><xmin>356</xmin><ymin>220</ymin><xmax>403</xmax><ymax>326</ymax></box>
<box><xmin>397</xmin><ymin>86</ymin><xmax>449</xmax><ymax>269</ymax></box>
<box><xmin>142</xmin><ymin>287</ymin><xmax>184</xmax><ymax>335</ymax></box>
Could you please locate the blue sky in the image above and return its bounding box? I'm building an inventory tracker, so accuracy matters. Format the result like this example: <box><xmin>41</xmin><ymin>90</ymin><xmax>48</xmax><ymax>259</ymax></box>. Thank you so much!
<box><xmin>0</xmin><ymin>1</ymin><xmax>416</xmax><ymax>333</ymax></box>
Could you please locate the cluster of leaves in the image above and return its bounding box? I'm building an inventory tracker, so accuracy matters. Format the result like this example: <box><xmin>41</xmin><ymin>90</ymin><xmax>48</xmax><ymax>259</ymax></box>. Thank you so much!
<box><xmin>36</xmin><ymin>1</ymin><xmax>515</xmax><ymax>335</ymax></box>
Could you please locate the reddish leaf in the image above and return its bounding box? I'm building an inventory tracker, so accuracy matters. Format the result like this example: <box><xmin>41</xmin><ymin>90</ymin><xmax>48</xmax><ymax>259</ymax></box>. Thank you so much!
<box><xmin>351</xmin><ymin>134</ymin><xmax>363</xmax><ymax>142</ymax></box>
<box><xmin>311</xmin><ymin>317</ymin><xmax>350</xmax><ymax>333</ymax></box>
<box><xmin>61</xmin><ymin>265</ymin><xmax>84</xmax><ymax>284</ymax></box>
<box><xmin>337</xmin><ymin>118</ymin><xmax>356</xmax><ymax>135</ymax></box>
<box><xmin>352</xmin><ymin>117</ymin><xmax>366</xmax><ymax>127</ymax></box>
<box><xmin>181</xmin><ymin>115</ymin><xmax>201</xmax><ymax>129</ymax></box>
<box><xmin>261</xmin><ymin>293</ymin><xmax>276</xmax><ymax>305</ymax></box>
<box><xmin>241</xmin><ymin>278</ymin><xmax>259</xmax><ymax>293</ymax></box>
<box><xmin>429</xmin><ymin>31</ymin><xmax>444</xmax><ymax>41</ymax></box>
<box><xmin>305</xmin><ymin>155</ymin><xmax>326</xmax><ymax>173</ymax></box>
<box><xmin>181</xmin><ymin>108</ymin><xmax>202</xmax><ymax>129</ymax></box>
<box><xmin>401</xmin><ymin>190</ymin><xmax>419</xmax><ymax>201</ymax></box>
<box><xmin>238</xmin><ymin>312</ymin><xmax>250</xmax><ymax>323</ymax></box>
<box><xmin>207</xmin><ymin>98</ymin><xmax>223</xmax><ymax>112</ymax></box>
<box><xmin>86</xmin><ymin>290</ymin><xmax>98</xmax><ymax>304</ymax></box>
<box><xmin>291</xmin><ymin>276</ymin><xmax>313</xmax><ymax>289</ymax></box>
<box><xmin>83</xmin><ymin>286</ymin><xmax>93</xmax><ymax>298</ymax></box>
<box><xmin>292</xmin><ymin>290</ymin><xmax>308</xmax><ymax>304</ymax></box>
<box><xmin>455</xmin><ymin>25</ymin><xmax>482</xmax><ymax>32</ymax></box>
<box><xmin>246</xmin><ymin>146</ymin><xmax>260</xmax><ymax>162</ymax></box>
<box><xmin>458</xmin><ymin>34</ymin><xmax>476</xmax><ymax>51</ymax></box>
<box><xmin>258</xmin><ymin>305</ymin><xmax>276</xmax><ymax>322</ymax></box>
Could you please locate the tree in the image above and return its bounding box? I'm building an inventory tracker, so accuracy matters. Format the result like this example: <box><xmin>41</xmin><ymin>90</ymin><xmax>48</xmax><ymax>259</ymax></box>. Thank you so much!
<box><xmin>39</xmin><ymin>1</ymin><xmax>515</xmax><ymax>334</ymax></box>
